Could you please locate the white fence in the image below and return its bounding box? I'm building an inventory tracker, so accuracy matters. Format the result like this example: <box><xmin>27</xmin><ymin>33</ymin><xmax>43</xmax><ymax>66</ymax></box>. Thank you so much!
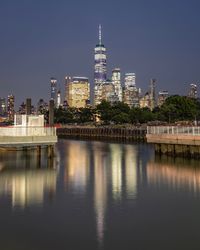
<box><xmin>147</xmin><ymin>126</ymin><xmax>200</xmax><ymax>136</ymax></box>
<box><xmin>0</xmin><ymin>127</ymin><xmax>57</xmax><ymax>137</ymax></box>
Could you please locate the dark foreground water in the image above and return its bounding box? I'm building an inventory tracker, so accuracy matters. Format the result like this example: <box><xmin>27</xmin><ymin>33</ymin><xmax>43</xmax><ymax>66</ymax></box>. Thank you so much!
<box><xmin>0</xmin><ymin>139</ymin><xmax>200</xmax><ymax>249</ymax></box>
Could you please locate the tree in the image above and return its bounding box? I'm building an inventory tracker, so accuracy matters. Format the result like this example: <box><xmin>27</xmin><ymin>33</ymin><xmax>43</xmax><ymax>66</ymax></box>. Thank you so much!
<box><xmin>96</xmin><ymin>100</ymin><xmax>113</xmax><ymax>124</ymax></box>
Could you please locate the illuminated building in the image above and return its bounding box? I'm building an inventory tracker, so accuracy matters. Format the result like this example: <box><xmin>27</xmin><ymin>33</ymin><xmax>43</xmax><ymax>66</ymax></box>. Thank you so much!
<box><xmin>149</xmin><ymin>78</ymin><xmax>156</xmax><ymax>110</ymax></box>
<box><xmin>94</xmin><ymin>25</ymin><xmax>107</xmax><ymax>106</ymax></box>
<box><xmin>188</xmin><ymin>83</ymin><xmax>197</xmax><ymax>99</ymax></box>
<box><xmin>66</xmin><ymin>77</ymin><xmax>90</xmax><ymax>108</ymax></box>
<box><xmin>64</xmin><ymin>76</ymin><xmax>72</xmax><ymax>102</ymax></box>
<box><xmin>50</xmin><ymin>77</ymin><xmax>57</xmax><ymax>103</ymax></box>
<box><xmin>0</xmin><ymin>98</ymin><xmax>6</xmax><ymax>116</ymax></box>
<box><xmin>101</xmin><ymin>80</ymin><xmax>118</xmax><ymax>104</ymax></box>
<box><xmin>139</xmin><ymin>92</ymin><xmax>151</xmax><ymax>108</ymax></box>
<box><xmin>7</xmin><ymin>94</ymin><xmax>15</xmax><ymax>121</ymax></box>
<box><xmin>56</xmin><ymin>90</ymin><xmax>61</xmax><ymax>108</ymax></box>
<box><xmin>157</xmin><ymin>90</ymin><xmax>169</xmax><ymax>107</ymax></box>
<box><xmin>112</xmin><ymin>68</ymin><xmax>122</xmax><ymax>102</ymax></box>
<box><xmin>123</xmin><ymin>73</ymin><xmax>139</xmax><ymax>107</ymax></box>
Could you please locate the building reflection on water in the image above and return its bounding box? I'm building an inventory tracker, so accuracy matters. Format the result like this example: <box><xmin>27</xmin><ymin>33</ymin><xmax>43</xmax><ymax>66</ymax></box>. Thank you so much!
<box><xmin>147</xmin><ymin>156</ymin><xmax>200</xmax><ymax>194</ymax></box>
<box><xmin>64</xmin><ymin>141</ymin><xmax>140</xmax><ymax>247</ymax></box>
<box><xmin>0</xmin><ymin>149</ymin><xmax>58</xmax><ymax>209</ymax></box>
<box><xmin>64</xmin><ymin>141</ymin><xmax>90</xmax><ymax>194</ymax></box>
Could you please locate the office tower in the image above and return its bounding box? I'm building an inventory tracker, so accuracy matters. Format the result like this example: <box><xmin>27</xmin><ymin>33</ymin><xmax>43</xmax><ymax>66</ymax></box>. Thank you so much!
<box><xmin>112</xmin><ymin>68</ymin><xmax>122</xmax><ymax>102</ymax></box>
<box><xmin>94</xmin><ymin>25</ymin><xmax>107</xmax><ymax>105</ymax></box>
<box><xmin>124</xmin><ymin>73</ymin><xmax>136</xmax><ymax>89</ymax></box>
<box><xmin>0</xmin><ymin>98</ymin><xmax>6</xmax><ymax>116</ymax></box>
<box><xmin>50</xmin><ymin>77</ymin><xmax>57</xmax><ymax>103</ymax></box>
<box><xmin>149</xmin><ymin>78</ymin><xmax>156</xmax><ymax>110</ymax></box>
<box><xmin>139</xmin><ymin>92</ymin><xmax>151</xmax><ymax>108</ymax></box>
<box><xmin>157</xmin><ymin>91</ymin><xmax>169</xmax><ymax>107</ymax></box>
<box><xmin>123</xmin><ymin>73</ymin><xmax>139</xmax><ymax>107</ymax></box>
<box><xmin>57</xmin><ymin>90</ymin><xmax>61</xmax><ymax>108</ymax></box>
<box><xmin>66</xmin><ymin>77</ymin><xmax>90</xmax><ymax>108</ymax></box>
<box><xmin>65</xmin><ymin>76</ymin><xmax>72</xmax><ymax>102</ymax></box>
<box><xmin>101</xmin><ymin>80</ymin><xmax>118</xmax><ymax>104</ymax></box>
<box><xmin>188</xmin><ymin>83</ymin><xmax>197</xmax><ymax>99</ymax></box>
<box><xmin>7</xmin><ymin>95</ymin><xmax>15</xmax><ymax>121</ymax></box>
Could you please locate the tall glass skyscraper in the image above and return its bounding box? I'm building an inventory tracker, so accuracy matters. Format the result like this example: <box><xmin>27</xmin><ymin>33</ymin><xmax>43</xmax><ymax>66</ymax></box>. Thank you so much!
<box><xmin>50</xmin><ymin>77</ymin><xmax>57</xmax><ymax>104</ymax></box>
<box><xmin>94</xmin><ymin>25</ymin><xmax>107</xmax><ymax>105</ymax></box>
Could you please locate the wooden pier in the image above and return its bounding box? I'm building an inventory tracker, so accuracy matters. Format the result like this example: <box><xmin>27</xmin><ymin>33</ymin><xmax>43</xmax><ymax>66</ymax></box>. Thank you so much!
<box><xmin>57</xmin><ymin>126</ymin><xmax>146</xmax><ymax>141</ymax></box>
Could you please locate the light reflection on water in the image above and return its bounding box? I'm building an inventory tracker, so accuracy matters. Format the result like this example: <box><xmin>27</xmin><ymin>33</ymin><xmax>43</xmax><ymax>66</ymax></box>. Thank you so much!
<box><xmin>147</xmin><ymin>156</ymin><xmax>200</xmax><ymax>194</ymax></box>
<box><xmin>0</xmin><ymin>148</ymin><xmax>58</xmax><ymax>210</ymax></box>
<box><xmin>63</xmin><ymin>140</ymin><xmax>142</xmax><ymax>247</ymax></box>
<box><xmin>0</xmin><ymin>140</ymin><xmax>200</xmax><ymax>249</ymax></box>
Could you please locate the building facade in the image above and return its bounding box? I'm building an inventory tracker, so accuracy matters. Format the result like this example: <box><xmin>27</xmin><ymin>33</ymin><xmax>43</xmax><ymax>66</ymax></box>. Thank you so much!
<box><xmin>50</xmin><ymin>77</ymin><xmax>57</xmax><ymax>103</ymax></box>
<box><xmin>94</xmin><ymin>25</ymin><xmax>107</xmax><ymax>106</ymax></box>
<box><xmin>66</xmin><ymin>77</ymin><xmax>90</xmax><ymax>108</ymax></box>
<box><xmin>65</xmin><ymin>76</ymin><xmax>72</xmax><ymax>103</ymax></box>
<box><xmin>139</xmin><ymin>92</ymin><xmax>151</xmax><ymax>108</ymax></box>
<box><xmin>149</xmin><ymin>78</ymin><xmax>156</xmax><ymax>110</ymax></box>
<box><xmin>7</xmin><ymin>95</ymin><xmax>15</xmax><ymax>121</ymax></box>
<box><xmin>112</xmin><ymin>68</ymin><xmax>122</xmax><ymax>102</ymax></box>
<box><xmin>123</xmin><ymin>73</ymin><xmax>139</xmax><ymax>107</ymax></box>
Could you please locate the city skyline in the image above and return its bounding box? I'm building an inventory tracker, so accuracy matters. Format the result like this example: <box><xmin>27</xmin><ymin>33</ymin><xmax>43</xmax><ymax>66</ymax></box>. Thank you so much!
<box><xmin>0</xmin><ymin>0</ymin><xmax>200</xmax><ymax>106</ymax></box>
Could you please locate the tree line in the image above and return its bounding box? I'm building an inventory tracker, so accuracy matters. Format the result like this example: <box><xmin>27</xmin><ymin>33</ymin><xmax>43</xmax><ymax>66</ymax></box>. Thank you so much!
<box><xmin>49</xmin><ymin>95</ymin><xmax>200</xmax><ymax>125</ymax></box>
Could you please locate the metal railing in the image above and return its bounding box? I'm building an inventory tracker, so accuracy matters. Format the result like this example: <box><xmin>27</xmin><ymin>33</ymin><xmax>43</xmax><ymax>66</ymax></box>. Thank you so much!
<box><xmin>0</xmin><ymin>126</ymin><xmax>57</xmax><ymax>137</ymax></box>
<box><xmin>147</xmin><ymin>126</ymin><xmax>200</xmax><ymax>136</ymax></box>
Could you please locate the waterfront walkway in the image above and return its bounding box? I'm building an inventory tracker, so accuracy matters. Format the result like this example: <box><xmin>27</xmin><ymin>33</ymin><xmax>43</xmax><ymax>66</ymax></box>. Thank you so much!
<box><xmin>147</xmin><ymin>126</ymin><xmax>200</xmax><ymax>157</ymax></box>
<box><xmin>0</xmin><ymin>126</ymin><xmax>57</xmax><ymax>147</ymax></box>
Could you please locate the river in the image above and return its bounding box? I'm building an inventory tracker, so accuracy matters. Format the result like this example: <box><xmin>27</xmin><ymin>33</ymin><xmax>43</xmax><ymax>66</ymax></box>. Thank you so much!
<box><xmin>0</xmin><ymin>139</ymin><xmax>199</xmax><ymax>249</ymax></box>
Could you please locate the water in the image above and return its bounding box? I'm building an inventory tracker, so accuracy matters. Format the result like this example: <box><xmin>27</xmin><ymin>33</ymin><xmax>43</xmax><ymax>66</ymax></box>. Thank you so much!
<box><xmin>0</xmin><ymin>139</ymin><xmax>200</xmax><ymax>249</ymax></box>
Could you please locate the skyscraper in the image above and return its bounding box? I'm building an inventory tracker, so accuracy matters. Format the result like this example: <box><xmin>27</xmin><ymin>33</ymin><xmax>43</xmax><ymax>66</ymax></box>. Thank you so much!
<box><xmin>124</xmin><ymin>73</ymin><xmax>136</xmax><ymax>89</ymax></box>
<box><xmin>57</xmin><ymin>90</ymin><xmax>61</xmax><ymax>108</ymax></box>
<box><xmin>94</xmin><ymin>25</ymin><xmax>107</xmax><ymax>106</ymax></box>
<box><xmin>65</xmin><ymin>76</ymin><xmax>72</xmax><ymax>103</ymax></box>
<box><xmin>112</xmin><ymin>68</ymin><xmax>122</xmax><ymax>102</ymax></box>
<box><xmin>123</xmin><ymin>73</ymin><xmax>139</xmax><ymax>107</ymax></box>
<box><xmin>149</xmin><ymin>78</ymin><xmax>156</xmax><ymax>110</ymax></box>
<box><xmin>7</xmin><ymin>95</ymin><xmax>15</xmax><ymax>121</ymax></box>
<box><xmin>50</xmin><ymin>77</ymin><xmax>57</xmax><ymax>103</ymax></box>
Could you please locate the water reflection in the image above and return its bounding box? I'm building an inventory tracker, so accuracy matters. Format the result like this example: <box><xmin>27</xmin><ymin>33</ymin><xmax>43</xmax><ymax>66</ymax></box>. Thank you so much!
<box><xmin>93</xmin><ymin>142</ymin><xmax>108</xmax><ymax>247</ymax></box>
<box><xmin>64</xmin><ymin>141</ymin><xmax>90</xmax><ymax>194</ymax></box>
<box><xmin>147</xmin><ymin>156</ymin><xmax>200</xmax><ymax>194</ymax></box>
<box><xmin>63</xmin><ymin>140</ymin><xmax>140</xmax><ymax>247</ymax></box>
<box><xmin>0</xmin><ymin>149</ymin><xmax>58</xmax><ymax>209</ymax></box>
<box><xmin>124</xmin><ymin>145</ymin><xmax>137</xmax><ymax>199</ymax></box>
<box><xmin>110</xmin><ymin>144</ymin><xmax>122</xmax><ymax>201</ymax></box>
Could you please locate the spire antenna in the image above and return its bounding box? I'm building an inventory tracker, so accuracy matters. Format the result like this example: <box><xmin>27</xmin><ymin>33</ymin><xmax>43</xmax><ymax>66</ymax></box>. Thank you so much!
<box><xmin>99</xmin><ymin>24</ymin><xmax>102</xmax><ymax>45</ymax></box>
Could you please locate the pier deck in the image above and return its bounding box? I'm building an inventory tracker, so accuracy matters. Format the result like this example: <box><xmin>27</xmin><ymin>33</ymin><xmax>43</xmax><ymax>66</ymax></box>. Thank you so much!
<box><xmin>147</xmin><ymin>126</ymin><xmax>200</xmax><ymax>158</ymax></box>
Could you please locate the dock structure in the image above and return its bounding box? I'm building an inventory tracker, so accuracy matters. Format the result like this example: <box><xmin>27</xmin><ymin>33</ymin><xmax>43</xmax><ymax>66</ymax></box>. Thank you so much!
<box><xmin>57</xmin><ymin>126</ymin><xmax>146</xmax><ymax>141</ymax></box>
<box><xmin>0</xmin><ymin>114</ymin><xmax>57</xmax><ymax>159</ymax></box>
<box><xmin>147</xmin><ymin>126</ymin><xmax>200</xmax><ymax>158</ymax></box>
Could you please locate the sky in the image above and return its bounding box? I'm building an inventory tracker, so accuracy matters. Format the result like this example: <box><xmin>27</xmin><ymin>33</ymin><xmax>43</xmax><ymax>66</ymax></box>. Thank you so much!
<box><xmin>0</xmin><ymin>0</ymin><xmax>200</xmax><ymax>107</ymax></box>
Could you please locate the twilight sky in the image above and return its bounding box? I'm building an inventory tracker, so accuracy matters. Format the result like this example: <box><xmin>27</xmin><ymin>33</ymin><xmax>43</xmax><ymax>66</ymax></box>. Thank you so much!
<box><xmin>0</xmin><ymin>0</ymin><xmax>200</xmax><ymax>107</ymax></box>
